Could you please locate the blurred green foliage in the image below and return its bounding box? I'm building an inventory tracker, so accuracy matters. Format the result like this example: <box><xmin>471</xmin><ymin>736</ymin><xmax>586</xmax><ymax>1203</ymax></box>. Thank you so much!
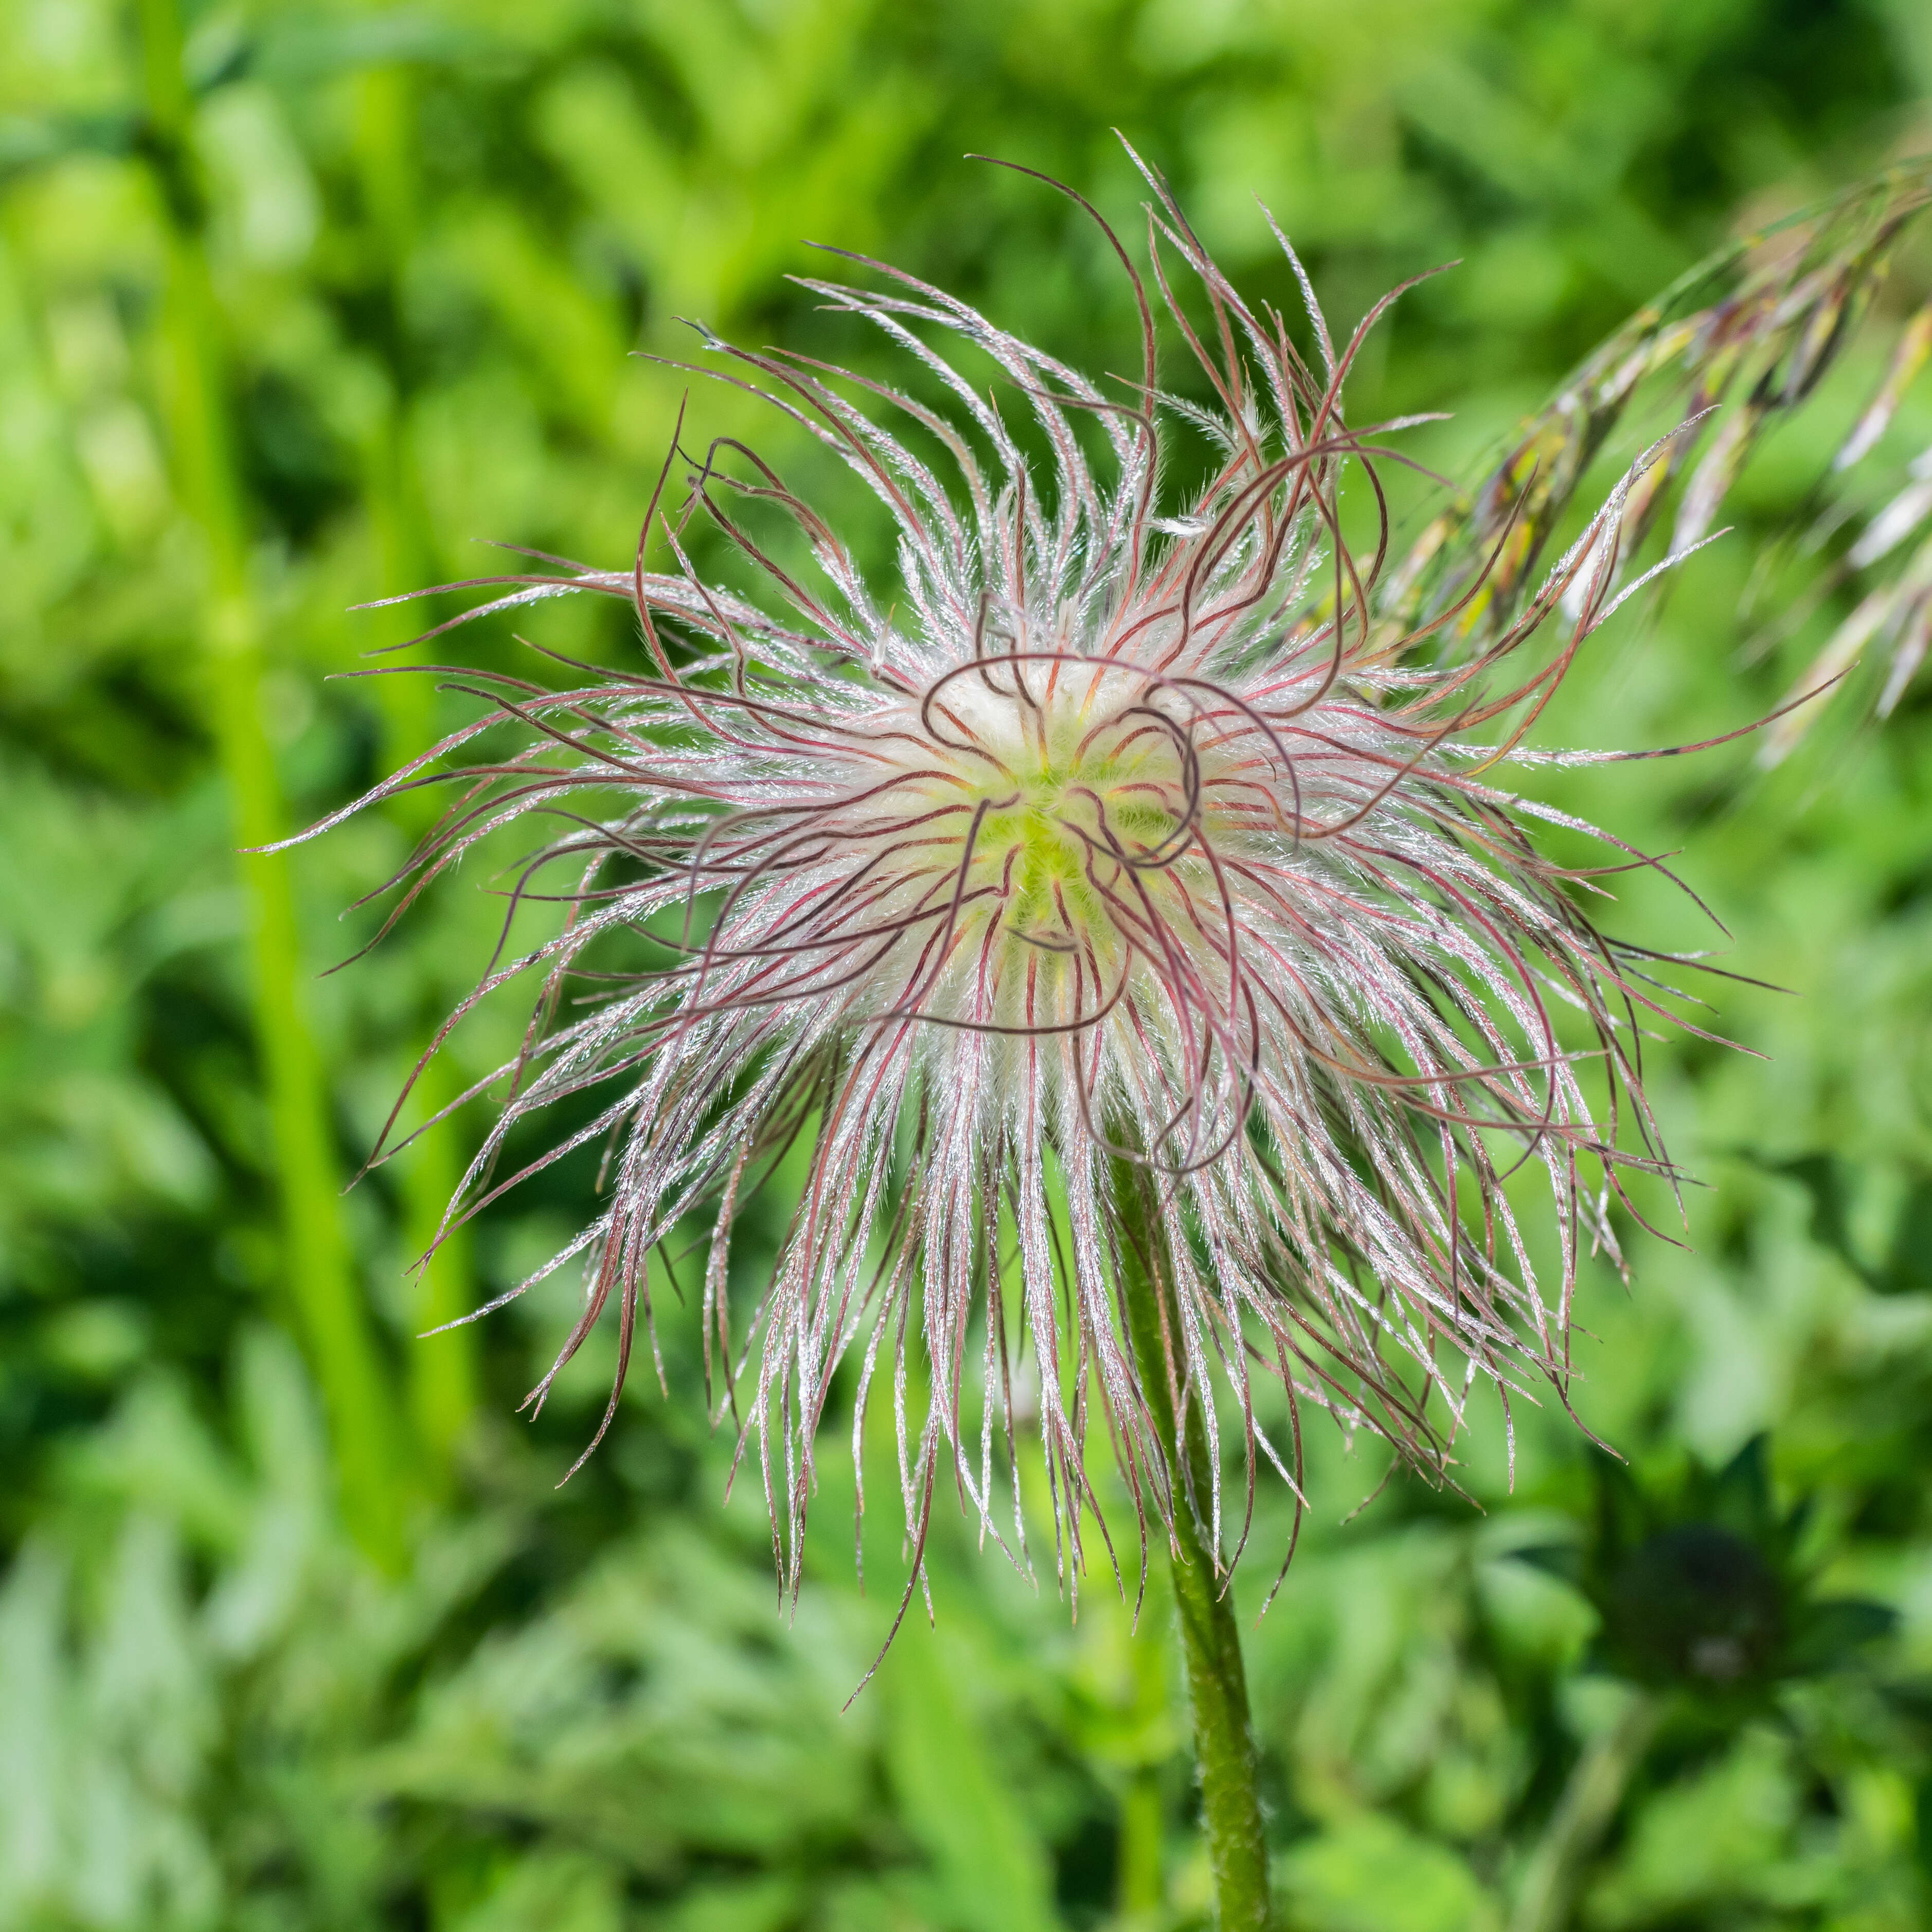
<box><xmin>2</xmin><ymin>0</ymin><xmax>1931</xmax><ymax>1927</ymax></box>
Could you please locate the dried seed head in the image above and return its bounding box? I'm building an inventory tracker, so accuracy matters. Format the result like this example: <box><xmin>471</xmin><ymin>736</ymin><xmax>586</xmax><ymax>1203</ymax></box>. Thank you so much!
<box><xmin>308</xmin><ymin>150</ymin><xmax>1734</xmax><ymax>1616</ymax></box>
<box><xmin>1384</xmin><ymin>157</ymin><xmax>1932</xmax><ymax>756</ymax></box>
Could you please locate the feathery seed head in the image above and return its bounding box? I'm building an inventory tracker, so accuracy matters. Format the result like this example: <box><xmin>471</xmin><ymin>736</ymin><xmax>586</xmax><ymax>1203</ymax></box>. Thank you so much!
<box><xmin>321</xmin><ymin>151</ymin><xmax>1716</xmax><ymax>1614</ymax></box>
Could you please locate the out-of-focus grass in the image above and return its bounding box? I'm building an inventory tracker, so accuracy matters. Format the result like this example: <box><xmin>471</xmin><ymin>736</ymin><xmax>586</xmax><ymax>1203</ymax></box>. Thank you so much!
<box><xmin>2</xmin><ymin>1</ymin><xmax>1930</xmax><ymax>1927</ymax></box>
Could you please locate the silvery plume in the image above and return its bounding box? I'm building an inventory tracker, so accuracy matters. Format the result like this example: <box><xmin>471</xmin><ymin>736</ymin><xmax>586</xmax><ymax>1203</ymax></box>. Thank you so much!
<box><xmin>301</xmin><ymin>153</ymin><xmax>1836</xmax><ymax>1616</ymax></box>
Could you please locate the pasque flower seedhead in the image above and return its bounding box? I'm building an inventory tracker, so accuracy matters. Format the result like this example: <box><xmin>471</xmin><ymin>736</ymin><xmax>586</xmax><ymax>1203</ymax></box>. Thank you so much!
<box><xmin>312</xmin><ymin>151</ymin><xmax>1718</xmax><ymax>1613</ymax></box>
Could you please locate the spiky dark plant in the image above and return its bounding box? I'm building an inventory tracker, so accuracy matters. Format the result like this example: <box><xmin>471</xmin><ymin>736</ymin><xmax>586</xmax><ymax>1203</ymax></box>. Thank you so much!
<box><xmin>1507</xmin><ymin>1437</ymin><xmax>1895</xmax><ymax>1932</ymax></box>
<box><xmin>1530</xmin><ymin>1435</ymin><xmax>1895</xmax><ymax>1707</ymax></box>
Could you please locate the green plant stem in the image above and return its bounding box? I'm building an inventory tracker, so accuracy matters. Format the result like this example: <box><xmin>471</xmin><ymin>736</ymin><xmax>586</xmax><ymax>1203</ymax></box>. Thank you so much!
<box><xmin>1115</xmin><ymin>1165</ymin><xmax>1273</xmax><ymax>1931</ymax></box>
<box><xmin>1112</xmin><ymin>1594</ymin><xmax>1174</xmax><ymax>1922</ymax></box>
<box><xmin>137</xmin><ymin>0</ymin><xmax>405</xmax><ymax>1568</ymax></box>
<box><xmin>348</xmin><ymin>61</ymin><xmax>481</xmax><ymax>1472</ymax></box>
<box><xmin>396</xmin><ymin>1052</ymin><xmax>479</xmax><ymax>1474</ymax></box>
<box><xmin>1115</xmin><ymin>1764</ymin><xmax>1166</xmax><ymax>1919</ymax></box>
<box><xmin>1508</xmin><ymin>1691</ymin><xmax>1659</xmax><ymax>1932</ymax></box>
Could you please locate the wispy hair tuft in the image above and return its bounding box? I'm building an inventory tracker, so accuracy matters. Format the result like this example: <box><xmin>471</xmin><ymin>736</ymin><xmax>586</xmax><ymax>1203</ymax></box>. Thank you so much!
<box><xmin>301</xmin><ymin>150</ymin><xmax>1751</xmax><ymax>1620</ymax></box>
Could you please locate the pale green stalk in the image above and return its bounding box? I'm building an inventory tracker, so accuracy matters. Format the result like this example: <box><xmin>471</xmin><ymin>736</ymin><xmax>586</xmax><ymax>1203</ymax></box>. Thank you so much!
<box><xmin>1111</xmin><ymin>1591</ymin><xmax>1174</xmax><ymax>1921</ymax></box>
<box><xmin>351</xmin><ymin>62</ymin><xmax>480</xmax><ymax>1477</ymax></box>
<box><xmin>1115</xmin><ymin>1765</ymin><xmax>1167</xmax><ymax>1921</ymax></box>
<box><xmin>137</xmin><ymin>0</ymin><xmax>405</xmax><ymax>1567</ymax></box>
<box><xmin>1508</xmin><ymin>1692</ymin><xmax>1659</xmax><ymax>1932</ymax></box>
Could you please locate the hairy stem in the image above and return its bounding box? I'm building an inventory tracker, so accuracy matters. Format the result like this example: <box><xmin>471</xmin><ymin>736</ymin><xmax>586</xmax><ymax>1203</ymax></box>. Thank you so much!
<box><xmin>1116</xmin><ymin>1166</ymin><xmax>1273</xmax><ymax>1930</ymax></box>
